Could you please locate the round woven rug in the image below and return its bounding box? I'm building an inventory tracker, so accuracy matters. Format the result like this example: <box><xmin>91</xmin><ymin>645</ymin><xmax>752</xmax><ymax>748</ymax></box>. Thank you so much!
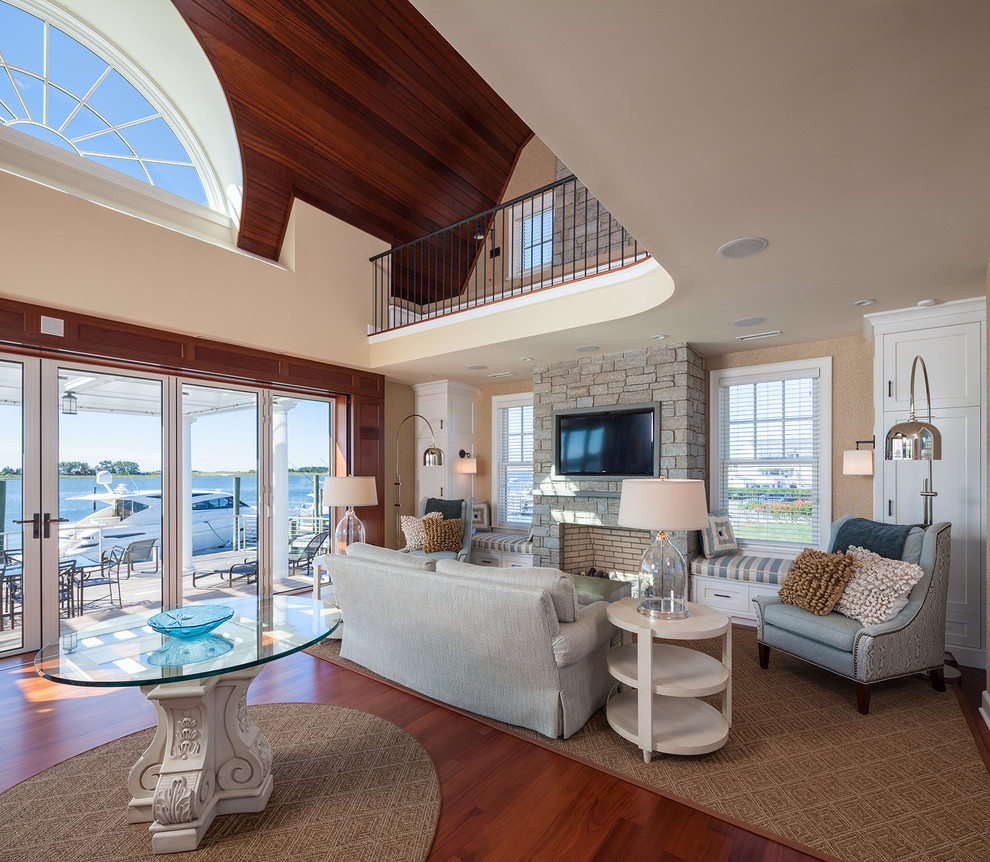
<box><xmin>0</xmin><ymin>703</ymin><xmax>441</xmax><ymax>861</ymax></box>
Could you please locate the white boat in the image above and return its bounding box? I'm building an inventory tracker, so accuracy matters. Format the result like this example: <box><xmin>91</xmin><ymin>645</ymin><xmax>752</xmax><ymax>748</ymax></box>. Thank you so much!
<box><xmin>59</xmin><ymin>478</ymin><xmax>257</xmax><ymax>559</ymax></box>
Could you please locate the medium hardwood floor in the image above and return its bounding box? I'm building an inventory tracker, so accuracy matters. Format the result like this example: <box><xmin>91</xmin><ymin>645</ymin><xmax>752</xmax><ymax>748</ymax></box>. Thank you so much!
<box><xmin>0</xmin><ymin>648</ymin><xmax>835</xmax><ymax>862</ymax></box>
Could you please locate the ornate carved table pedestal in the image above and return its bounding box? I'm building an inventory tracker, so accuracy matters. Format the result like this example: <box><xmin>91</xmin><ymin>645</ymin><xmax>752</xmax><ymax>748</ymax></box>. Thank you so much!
<box><xmin>35</xmin><ymin>595</ymin><xmax>341</xmax><ymax>854</ymax></box>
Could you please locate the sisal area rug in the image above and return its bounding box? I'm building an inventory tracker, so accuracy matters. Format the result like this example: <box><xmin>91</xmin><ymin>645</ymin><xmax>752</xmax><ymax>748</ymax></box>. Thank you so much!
<box><xmin>308</xmin><ymin>627</ymin><xmax>990</xmax><ymax>862</ymax></box>
<box><xmin>0</xmin><ymin>703</ymin><xmax>440</xmax><ymax>862</ymax></box>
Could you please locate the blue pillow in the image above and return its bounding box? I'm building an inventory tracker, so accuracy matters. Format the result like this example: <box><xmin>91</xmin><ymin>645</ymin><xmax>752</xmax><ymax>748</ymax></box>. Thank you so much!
<box><xmin>424</xmin><ymin>497</ymin><xmax>463</xmax><ymax>520</ymax></box>
<box><xmin>701</xmin><ymin>514</ymin><xmax>737</xmax><ymax>558</ymax></box>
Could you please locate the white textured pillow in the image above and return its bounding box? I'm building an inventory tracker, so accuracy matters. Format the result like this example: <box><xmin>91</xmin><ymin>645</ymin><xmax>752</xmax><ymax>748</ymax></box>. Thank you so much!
<box><xmin>400</xmin><ymin>511</ymin><xmax>442</xmax><ymax>551</ymax></box>
<box><xmin>834</xmin><ymin>545</ymin><xmax>924</xmax><ymax>626</ymax></box>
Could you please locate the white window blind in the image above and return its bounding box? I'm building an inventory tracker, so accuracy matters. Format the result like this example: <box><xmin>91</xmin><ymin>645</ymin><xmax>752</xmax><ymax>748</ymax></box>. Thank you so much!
<box><xmin>495</xmin><ymin>400</ymin><xmax>533</xmax><ymax>527</ymax></box>
<box><xmin>718</xmin><ymin>372</ymin><xmax>823</xmax><ymax>548</ymax></box>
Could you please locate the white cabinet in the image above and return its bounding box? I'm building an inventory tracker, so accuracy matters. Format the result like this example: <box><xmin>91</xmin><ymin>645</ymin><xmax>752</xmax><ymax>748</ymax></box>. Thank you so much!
<box><xmin>413</xmin><ymin>380</ymin><xmax>478</xmax><ymax>505</ymax></box>
<box><xmin>868</xmin><ymin>299</ymin><xmax>986</xmax><ymax>667</ymax></box>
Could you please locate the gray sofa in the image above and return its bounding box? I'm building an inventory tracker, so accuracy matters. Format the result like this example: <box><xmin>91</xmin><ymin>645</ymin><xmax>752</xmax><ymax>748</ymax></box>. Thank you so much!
<box><xmin>326</xmin><ymin>543</ymin><xmax>615</xmax><ymax>738</ymax></box>
<box><xmin>754</xmin><ymin>515</ymin><xmax>951</xmax><ymax>714</ymax></box>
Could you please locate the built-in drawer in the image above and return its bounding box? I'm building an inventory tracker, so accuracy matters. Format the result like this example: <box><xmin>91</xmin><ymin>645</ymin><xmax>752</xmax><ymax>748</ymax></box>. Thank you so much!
<box><xmin>694</xmin><ymin>577</ymin><xmax>749</xmax><ymax>613</ymax></box>
<box><xmin>501</xmin><ymin>552</ymin><xmax>535</xmax><ymax>568</ymax></box>
<box><xmin>470</xmin><ymin>550</ymin><xmax>500</xmax><ymax>567</ymax></box>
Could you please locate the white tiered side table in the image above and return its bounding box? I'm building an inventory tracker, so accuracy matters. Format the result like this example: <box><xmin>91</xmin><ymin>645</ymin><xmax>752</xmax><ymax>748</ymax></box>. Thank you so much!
<box><xmin>605</xmin><ymin>598</ymin><xmax>731</xmax><ymax>763</ymax></box>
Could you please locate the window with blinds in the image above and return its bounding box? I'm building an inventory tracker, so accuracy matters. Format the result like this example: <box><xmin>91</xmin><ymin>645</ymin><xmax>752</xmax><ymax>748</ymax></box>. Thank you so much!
<box><xmin>712</xmin><ymin>360</ymin><xmax>831</xmax><ymax>550</ymax></box>
<box><xmin>494</xmin><ymin>396</ymin><xmax>534</xmax><ymax>527</ymax></box>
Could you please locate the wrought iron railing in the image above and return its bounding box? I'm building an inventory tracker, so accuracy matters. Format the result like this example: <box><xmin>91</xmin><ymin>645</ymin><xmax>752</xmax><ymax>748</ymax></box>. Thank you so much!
<box><xmin>370</xmin><ymin>174</ymin><xmax>649</xmax><ymax>334</ymax></box>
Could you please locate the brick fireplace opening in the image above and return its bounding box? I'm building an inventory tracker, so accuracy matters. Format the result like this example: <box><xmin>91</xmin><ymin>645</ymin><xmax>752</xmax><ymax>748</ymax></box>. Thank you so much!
<box><xmin>560</xmin><ymin>524</ymin><xmax>651</xmax><ymax>581</ymax></box>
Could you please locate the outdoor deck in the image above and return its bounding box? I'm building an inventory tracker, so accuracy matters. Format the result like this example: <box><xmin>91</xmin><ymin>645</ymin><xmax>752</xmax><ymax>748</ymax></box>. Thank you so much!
<box><xmin>0</xmin><ymin>547</ymin><xmax>321</xmax><ymax>654</ymax></box>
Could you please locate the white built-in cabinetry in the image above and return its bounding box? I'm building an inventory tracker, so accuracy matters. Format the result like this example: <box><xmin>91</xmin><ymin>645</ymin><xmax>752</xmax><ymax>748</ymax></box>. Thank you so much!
<box><xmin>412</xmin><ymin>380</ymin><xmax>478</xmax><ymax>505</ymax></box>
<box><xmin>868</xmin><ymin>298</ymin><xmax>986</xmax><ymax>667</ymax></box>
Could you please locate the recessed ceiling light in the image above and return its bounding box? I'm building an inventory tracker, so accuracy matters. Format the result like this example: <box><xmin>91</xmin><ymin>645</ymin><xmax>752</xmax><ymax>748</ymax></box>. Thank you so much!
<box><xmin>520</xmin><ymin>357</ymin><xmax>534</xmax><ymax>362</ymax></box>
<box><xmin>851</xmin><ymin>299</ymin><xmax>876</xmax><ymax>307</ymax></box>
<box><xmin>717</xmin><ymin>237</ymin><xmax>768</xmax><ymax>259</ymax></box>
<box><xmin>917</xmin><ymin>299</ymin><xmax>938</xmax><ymax>307</ymax></box>
<box><xmin>425</xmin><ymin>373</ymin><xmax>436</xmax><ymax>378</ymax></box>
<box><xmin>651</xmin><ymin>334</ymin><xmax>668</xmax><ymax>340</ymax></box>
<box><xmin>467</xmin><ymin>365</ymin><xmax>488</xmax><ymax>370</ymax></box>
<box><xmin>736</xmin><ymin>330</ymin><xmax>782</xmax><ymax>341</ymax></box>
<box><xmin>731</xmin><ymin>316</ymin><xmax>766</xmax><ymax>327</ymax></box>
<box><xmin>574</xmin><ymin>345</ymin><xmax>599</xmax><ymax>352</ymax></box>
<box><xmin>488</xmin><ymin>371</ymin><xmax>515</xmax><ymax>378</ymax></box>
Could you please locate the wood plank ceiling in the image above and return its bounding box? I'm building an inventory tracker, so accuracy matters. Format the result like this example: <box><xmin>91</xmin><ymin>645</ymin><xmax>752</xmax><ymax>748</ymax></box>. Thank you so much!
<box><xmin>171</xmin><ymin>0</ymin><xmax>532</xmax><ymax>304</ymax></box>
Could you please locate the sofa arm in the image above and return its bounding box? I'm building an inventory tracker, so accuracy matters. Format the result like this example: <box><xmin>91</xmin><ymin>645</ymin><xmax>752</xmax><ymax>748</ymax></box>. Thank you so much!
<box><xmin>551</xmin><ymin>601</ymin><xmax>613</xmax><ymax>668</ymax></box>
<box><xmin>752</xmin><ymin>593</ymin><xmax>781</xmax><ymax>639</ymax></box>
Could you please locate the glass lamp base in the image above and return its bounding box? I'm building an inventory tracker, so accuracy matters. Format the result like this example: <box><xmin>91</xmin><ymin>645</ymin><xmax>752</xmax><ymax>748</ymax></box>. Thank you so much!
<box><xmin>637</xmin><ymin>597</ymin><xmax>689</xmax><ymax>619</ymax></box>
<box><xmin>333</xmin><ymin>508</ymin><xmax>366</xmax><ymax>554</ymax></box>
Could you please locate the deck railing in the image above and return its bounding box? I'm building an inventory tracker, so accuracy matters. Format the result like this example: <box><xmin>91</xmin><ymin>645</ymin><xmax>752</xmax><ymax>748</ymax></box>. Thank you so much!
<box><xmin>370</xmin><ymin>174</ymin><xmax>649</xmax><ymax>334</ymax></box>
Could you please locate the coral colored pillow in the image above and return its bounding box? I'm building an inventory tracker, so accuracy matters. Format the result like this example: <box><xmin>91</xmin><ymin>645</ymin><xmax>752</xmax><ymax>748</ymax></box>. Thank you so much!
<box><xmin>423</xmin><ymin>517</ymin><xmax>464</xmax><ymax>554</ymax></box>
<box><xmin>778</xmin><ymin>548</ymin><xmax>855</xmax><ymax>615</ymax></box>
<box><xmin>834</xmin><ymin>546</ymin><xmax>924</xmax><ymax>626</ymax></box>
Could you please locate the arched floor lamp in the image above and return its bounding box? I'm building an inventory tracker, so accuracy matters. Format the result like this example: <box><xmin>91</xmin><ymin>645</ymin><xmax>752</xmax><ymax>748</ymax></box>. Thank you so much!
<box><xmin>394</xmin><ymin>413</ymin><xmax>444</xmax><ymax>540</ymax></box>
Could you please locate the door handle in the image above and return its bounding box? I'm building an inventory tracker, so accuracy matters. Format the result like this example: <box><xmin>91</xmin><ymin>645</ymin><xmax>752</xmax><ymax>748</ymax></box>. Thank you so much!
<box><xmin>43</xmin><ymin>513</ymin><xmax>69</xmax><ymax>539</ymax></box>
<box><xmin>14</xmin><ymin>513</ymin><xmax>41</xmax><ymax>539</ymax></box>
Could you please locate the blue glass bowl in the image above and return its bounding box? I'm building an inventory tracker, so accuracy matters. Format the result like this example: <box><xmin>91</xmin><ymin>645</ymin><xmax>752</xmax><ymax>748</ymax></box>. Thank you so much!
<box><xmin>147</xmin><ymin>633</ymin><xmax>234</xmax><ymax>667</ymax></box>
<box><xmin>148</xmin><ymin>605</ymin><xmax>234</xmax><ymax>639</ymax></box>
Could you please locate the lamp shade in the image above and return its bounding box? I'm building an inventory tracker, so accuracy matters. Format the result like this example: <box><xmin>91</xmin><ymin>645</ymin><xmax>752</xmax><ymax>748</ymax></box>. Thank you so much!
<box><xmin>617</xmin><ymin>478</ymin><xmax>708</xmax><ymax>531</ymax></box>
<box><xmin>322</xmin><ymin>476</ymin><xmax>378</xmax><ymax>508</ymax></box>
<box><xmin>461</xmin><ymin>457</ymin><xmax>477</xmax><ymax>474</ymax></box>
<box><xmin>884</xmin><ymin>420</ymin><xmax>941</xmax><ymax>461</ymax></box>
<box><xmin>842</xmin><ymin>449</ymin><xmax>874</xmax><ymax>476</ymax></box>
<box><xmin>423</xmin><ymin>446</ymin><xmax>444</xmax><ymax>467</ymax></box>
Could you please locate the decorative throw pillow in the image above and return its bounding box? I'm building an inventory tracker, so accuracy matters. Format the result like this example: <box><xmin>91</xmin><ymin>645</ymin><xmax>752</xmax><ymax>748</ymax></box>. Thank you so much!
<box><xmin>423</xmin><ymin>517</ymin><xmax>463</xmax><ymax>554</ymax></box>
<box><xmin>424</xmin><ymin>497</ymin><xmax>464</xmax><ymax>520</ymax></box>
<box><xmin>700</xmin><ymin>514</ymin><xmax>737</xmax><ymax>558</ymax></box>
<box><xmin>777</xmin><ymin>548</ymin><xmax>855</xmax><ymax>615</ymax></box>
<box><xmin>834</xmin><ymin>545</ymin><xmax>924</xmax><ymax>626</ymax></box>
<box><xmin>400</xmin><ymin>511</ymin><xmax>442</xmax><ymax>551</ymax></box>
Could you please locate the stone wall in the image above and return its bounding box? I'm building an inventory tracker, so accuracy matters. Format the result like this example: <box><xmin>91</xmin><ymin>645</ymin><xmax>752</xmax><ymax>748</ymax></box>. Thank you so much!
<box><xmin>530</xmin><ymin>344</ymin><xmax>707</xmax><ymax>573</ymax></box>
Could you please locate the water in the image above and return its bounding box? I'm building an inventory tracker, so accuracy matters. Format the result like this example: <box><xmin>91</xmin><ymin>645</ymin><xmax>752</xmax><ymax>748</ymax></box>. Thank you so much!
<box><xmin>0</xmin><ymin>473</ymin><xmax>326</xmax><ymax>549</ymax></box>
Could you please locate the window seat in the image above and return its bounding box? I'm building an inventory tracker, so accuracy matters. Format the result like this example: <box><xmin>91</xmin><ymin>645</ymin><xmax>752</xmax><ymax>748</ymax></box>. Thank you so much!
<box><xmin>470</xmin><ymin>533</ymin><xmax>535</xmax><ymax>568</ymax></box>
<box><xmin>690</xmin><ymin>553</ymin><xmax>791</xmax><ymax>621</ymax></box>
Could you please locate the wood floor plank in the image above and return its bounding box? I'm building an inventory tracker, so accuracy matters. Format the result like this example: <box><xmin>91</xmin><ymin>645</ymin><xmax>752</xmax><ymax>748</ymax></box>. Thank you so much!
<box><xmin>0</xmin><ymin>649</ymin><xmax>844</xmax><ymax>861</ymax></box>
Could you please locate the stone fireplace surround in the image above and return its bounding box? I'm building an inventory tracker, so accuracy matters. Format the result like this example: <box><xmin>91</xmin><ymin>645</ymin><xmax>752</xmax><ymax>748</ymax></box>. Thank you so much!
<box><xmin>529</xmin><ymin>344</ymin><xmax>707</xmax><ymax>578</ymax></box>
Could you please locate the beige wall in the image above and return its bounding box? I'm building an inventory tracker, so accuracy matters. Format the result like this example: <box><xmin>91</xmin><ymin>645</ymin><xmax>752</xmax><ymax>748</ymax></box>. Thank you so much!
<box><xmin>707</xmin><ymin>335</ymin><xmax>875</xmax><ymax>522</ymax></box>
<box><xmin>0</xmin><ymin>169</ymin><xmax>387</xmax><ymax>368</ymax></box>
<box><xmin>384</xmin><ymin>381</ymin><xmax>416</xmax><ymax>549</ymax></box>
<box><xmin>472</xmin><ymin>380</ymin><xmax>535</xmax><ymax>508</ymax></box>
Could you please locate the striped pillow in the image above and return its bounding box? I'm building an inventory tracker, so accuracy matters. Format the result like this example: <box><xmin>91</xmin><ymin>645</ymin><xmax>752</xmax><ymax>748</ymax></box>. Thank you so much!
<box><xmin>701</xmin><ymin>514</ymin><xmax>737</xmax><ymax>559</ymax></box>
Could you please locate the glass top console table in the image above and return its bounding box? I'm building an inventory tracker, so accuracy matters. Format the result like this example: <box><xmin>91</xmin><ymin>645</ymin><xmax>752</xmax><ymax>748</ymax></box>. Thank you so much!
<box><xmin>36</xmin><ymin>595</ymin><xmax>342</xmax><ymax>854</ymax></box>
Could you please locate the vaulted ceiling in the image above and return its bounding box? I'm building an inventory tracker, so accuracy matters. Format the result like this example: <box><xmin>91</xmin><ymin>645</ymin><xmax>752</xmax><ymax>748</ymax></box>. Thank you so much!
<box><xmin>171</xmin><ymin>0</ymin><xmax>532</xmax><ymax>264</ymax></box>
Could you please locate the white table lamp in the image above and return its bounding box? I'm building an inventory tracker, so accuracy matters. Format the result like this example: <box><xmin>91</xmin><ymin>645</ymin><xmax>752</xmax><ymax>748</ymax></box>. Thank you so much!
<box><xmin>323</xmin><ymin>476</ymin><xmax>378</xmax><ymax>554</ymax></box>
<box><xmin>618</xmin><ymin>478</ymin><xmax>709</xmax><ymax>619</ymax></box>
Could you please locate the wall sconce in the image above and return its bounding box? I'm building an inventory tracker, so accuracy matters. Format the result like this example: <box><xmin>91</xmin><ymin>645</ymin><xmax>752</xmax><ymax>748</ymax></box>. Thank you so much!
<box><xmin>842</xmin><ymin>437</ymin><xmax>874</xmax><ymax>476</ymax></box>
<box><xmin>61</xmin><ymin>392</ymin><xmax>78</xmax><ymax>415</ymax></box>
<box><xmin>458</xmin><ymin>449</ymin><xmax>477</xmax><ymax>474</ymax></box>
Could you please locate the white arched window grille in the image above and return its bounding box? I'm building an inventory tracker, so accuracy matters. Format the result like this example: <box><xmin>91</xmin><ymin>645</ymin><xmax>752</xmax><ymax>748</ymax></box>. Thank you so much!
<box><xmin>0</xmin><ymin>0</ymin><xmax>224</xmax><ymax>212</ymax></box>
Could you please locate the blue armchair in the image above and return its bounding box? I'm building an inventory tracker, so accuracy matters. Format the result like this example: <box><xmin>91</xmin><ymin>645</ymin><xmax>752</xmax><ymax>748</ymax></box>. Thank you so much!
<box><xmin>753</xmin><ymin>515</ymin><xmax>951</xmax><ymax>714</ymax></box>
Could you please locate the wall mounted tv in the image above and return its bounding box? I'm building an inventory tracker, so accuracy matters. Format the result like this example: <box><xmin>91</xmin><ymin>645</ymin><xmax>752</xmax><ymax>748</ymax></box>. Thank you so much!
<box><xmin>554</xmin><ymin>403</ymin><xmax>661</xmax><ymax>477</ymax></box>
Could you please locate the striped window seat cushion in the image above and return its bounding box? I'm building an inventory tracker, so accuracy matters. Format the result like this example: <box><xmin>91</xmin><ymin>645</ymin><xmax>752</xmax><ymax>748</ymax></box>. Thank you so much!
<box><xmin>690</xmin><ymin>554</ymin><xmax>792</xmax><ymax>585</ymax></box>
<box><xmin>471</xmin><ymin>533</ymin><xmax>534</xmax><ymax>554</ymax></box>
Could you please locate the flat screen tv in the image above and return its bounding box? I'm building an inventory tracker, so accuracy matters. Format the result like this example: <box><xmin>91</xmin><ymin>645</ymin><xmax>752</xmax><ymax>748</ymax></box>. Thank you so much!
<box><xmin>554</xmin><ymin>403</ymin><xmax>660</xmax><ymax>477</ymax></box>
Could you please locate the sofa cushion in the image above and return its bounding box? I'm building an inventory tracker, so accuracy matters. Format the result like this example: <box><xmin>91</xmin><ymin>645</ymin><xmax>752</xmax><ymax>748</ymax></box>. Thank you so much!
<box><xmin>435</xmin><ymin>559</ymin><xmax>579</xmax><ymax>622</ymax></box>
<box><xmin>778</xmin><ymin>548</ymin><xmax>855</xmax><ymax>615</ymax></box>
<box><xmin>700</xmin><ymin>514</ymin><xmax>738</xmax><ymax>558</ymax></box>
<box><xmin>400</xmin><ymin>512</ymin><xmax>442</xmax><ymax>551</ymax></box>
<box><xmin>423</xmin><ymin>517</ymin><xmax>463</xmax><ymax>553</ymax></box>
<box><xmin>690</xmin><ymin>554</ymin><xmax>792</xmax><ymax>584</ymax></box>
<box><xmin>345</xmin><ymin>542</ymin><xmax>436</xmax><ymax>571</ymax></box>
<box><xmin>762</xmin><ymin>601</ymin><xmax>864</xmax><ymax>652</ymax></box>
<box><xmin>830</xmin><ymin>517</ymin><xmax>921</xmax><ymax>561</ymax></box>
<box><xmin>834</xmin><ymin>545</ymin><xmax>924</xmax><ymax>626</ymax></box>
<box><xmin>424</xmin><ymin>497</ymin><xmax>464</xmax><ymax>520</ymax></box>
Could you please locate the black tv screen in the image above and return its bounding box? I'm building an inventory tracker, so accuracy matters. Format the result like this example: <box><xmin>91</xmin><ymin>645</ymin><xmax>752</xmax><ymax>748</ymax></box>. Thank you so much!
<box><xmin>555</xmin><ymin>405</ymin><xmax>658</xmax><ymax>476</ymax></box>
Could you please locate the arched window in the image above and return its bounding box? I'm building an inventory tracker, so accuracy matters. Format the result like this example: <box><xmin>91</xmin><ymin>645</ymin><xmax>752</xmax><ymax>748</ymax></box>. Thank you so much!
<box><xmin>0</xmin><ymin>0</ymin><xmax>216</xmax><ymax>209</ymax></box>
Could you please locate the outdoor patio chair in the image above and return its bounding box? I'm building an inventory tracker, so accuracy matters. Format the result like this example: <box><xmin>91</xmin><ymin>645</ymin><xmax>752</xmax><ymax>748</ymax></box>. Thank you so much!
<box><xmin>289</xmin><ymin>531</ymin><xmax>330</xmax><ymax>574</ymax></box>
<box><xmin>76</xmin><ymin>550</ymin><xmax>123</xmax><ymax>611</ymax></box>
<box><xmin>1</xmin><ymin>551</ymin><xmax>22</xmax><ymax>630</ymax></box>
<box><xmin>114</xmin><ymin>537</ymin><xmax>159</xmax><ymax>579</ymax></box>
<box><xmin>58</xmin><ymin>559</ymin><xmax>77</xmax><ymax>619</ymax></box>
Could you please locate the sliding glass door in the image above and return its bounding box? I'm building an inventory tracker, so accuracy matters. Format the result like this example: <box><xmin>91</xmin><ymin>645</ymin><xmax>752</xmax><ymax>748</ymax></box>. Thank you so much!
<box><xmin>0</xmin><ymin>354</ymin><xmax>340</xmax><ymax>659</ymax></box>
